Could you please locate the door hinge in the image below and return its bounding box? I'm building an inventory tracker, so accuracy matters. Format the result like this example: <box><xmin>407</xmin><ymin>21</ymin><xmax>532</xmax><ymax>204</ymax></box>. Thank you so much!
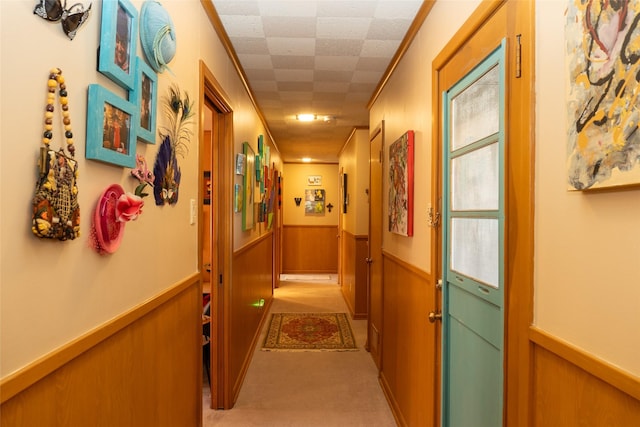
<box><xmin>427</xmin><ymin>206</ymin><xmax>440</xmax><ymax>228</ymax></box>
<box><xmin>219</xmin><ymin>274</ymin><xmax>223</xmax><ymax>285</ymax></box>
<box><xmin>515</xmin><ymin>34</ymin><xmax>522</xmax><ymax>79</ymax></box>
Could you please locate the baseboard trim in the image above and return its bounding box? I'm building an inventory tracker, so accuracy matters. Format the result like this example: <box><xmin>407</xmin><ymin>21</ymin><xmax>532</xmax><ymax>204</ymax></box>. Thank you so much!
<box><xmin>529</xmin><ymin>326</ymin><xmax>640</xmax><ymax>401</ymax></box>
<box><xmin>0</xmin><ymin>273</ymin><xmax>200</xmax><ymax>403</ymax></box>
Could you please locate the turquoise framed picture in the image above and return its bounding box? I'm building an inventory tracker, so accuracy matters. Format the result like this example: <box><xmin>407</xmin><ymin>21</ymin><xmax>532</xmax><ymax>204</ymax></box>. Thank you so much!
<box><xmin>86</xmin><ymin>84</ymin><xmax>137</xmax><ymax>168</ymax></box>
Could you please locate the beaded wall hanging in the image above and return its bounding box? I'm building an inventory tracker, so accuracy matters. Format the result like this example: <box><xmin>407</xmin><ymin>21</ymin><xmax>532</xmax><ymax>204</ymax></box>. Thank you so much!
<box><xmin>32</xmin><ymin>68</ymin><xmax>81</xmax><ymax>241</ymax></box>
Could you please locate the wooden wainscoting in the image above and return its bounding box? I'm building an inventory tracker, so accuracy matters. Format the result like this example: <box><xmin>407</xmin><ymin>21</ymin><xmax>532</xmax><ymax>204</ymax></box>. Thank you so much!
<box><xmin>282</xmin><ymin>225</ymin><xmax>338</xmax><ymax>274</ymax></box>
<box><xmin>340</xmin><ymin>230</ymin><xmax>368</xmax><ymax>319</ymax></box>
<box><xmin>0</xmin><ymin>274</ymin><xmax>202</xmax><ymax>427</ymax></box>
<box><xmin>530</xmin><ymin>327</ymin><xmax>640</xmax><ymax>426</ymax></box>
<box><xmin>380</xmin><ymin>252</ymin><xmax>437</xmax><ymax>427</ymax></box>
<box><xmin>228</xmin><ymin>233</ymin><xmax>274</xmax><ymax>406</ymax></box>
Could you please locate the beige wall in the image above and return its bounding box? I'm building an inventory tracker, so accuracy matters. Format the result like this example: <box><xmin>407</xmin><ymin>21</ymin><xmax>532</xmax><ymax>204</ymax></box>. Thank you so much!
<box><xmin>339</xmin><ymin>129</ymin><xmax>369</xmax><ymax>236</ymax></box>
<box><xmin>535</xmin><ymin>0</ymin><xmax>640</xmax><ymax>375</ymax></box>
<box><xmin>0</xmin><ymin>0</ymin><xmax>277</xmax><ymax>378</ymax></box>
<box><xmin>369</xmin><ymin>0</ymin><xmax>480</xmax><ymax>273</ymax></box>
<box><xmin>282</xmin><ymin>163</ymin><xmax>339</xmax><ymax>226</ymax></box>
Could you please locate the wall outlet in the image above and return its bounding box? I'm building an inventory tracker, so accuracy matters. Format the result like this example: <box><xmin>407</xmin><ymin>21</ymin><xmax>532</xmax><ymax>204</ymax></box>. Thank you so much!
<box><xmin>190</xmin><ymin>199</ymin><xmax>196</xmax><ymax>225</ymax></box>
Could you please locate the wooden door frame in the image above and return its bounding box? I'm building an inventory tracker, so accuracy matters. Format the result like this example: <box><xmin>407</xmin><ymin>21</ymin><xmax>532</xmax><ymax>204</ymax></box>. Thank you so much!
<box><xmin>198</xmin><ymin>60</ymin><xmax>234</xmax><ymax>410</ymax></box>
<box><xmin>430</xmin><ymin>1</ymin><xmax>535</xmax><ymax>425</ymax></box>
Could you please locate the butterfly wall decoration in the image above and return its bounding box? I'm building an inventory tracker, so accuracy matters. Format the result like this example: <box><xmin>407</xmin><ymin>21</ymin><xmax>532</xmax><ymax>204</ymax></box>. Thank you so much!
<box><xmin>33</xmin><ymin>0</ymin><xmax>92</xmax><ymax>40</ymax></box>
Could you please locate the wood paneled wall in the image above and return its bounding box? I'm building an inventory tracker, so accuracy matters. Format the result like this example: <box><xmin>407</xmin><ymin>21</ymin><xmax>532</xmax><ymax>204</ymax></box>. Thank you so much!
<box><xmin>380</xmin><ymin>252</ymin><xmax>437</xmax><ymax>427</ymax></box>
<box><xmin>0</xmin><ymin>274</ymin><xmax>202</xmax><ymax>427</ymax></box>
<box><xmin>530</xmin><ymin>327</ymin><xmax>640</xmax><ymax>426</ymax></box>
<box><xmin>340</xmin><ymin>231</ymin><xmax>368</xmax><ymax>319</ymax></box>
<box><xmin>228</xmin><ymin>233</ymin><xmax>274</xmax><ymax>405</ymax></box>
<box><xmin>282</xmin><ymin>225</ymin><xmax>338</xmax><ymax>273</ymax></box>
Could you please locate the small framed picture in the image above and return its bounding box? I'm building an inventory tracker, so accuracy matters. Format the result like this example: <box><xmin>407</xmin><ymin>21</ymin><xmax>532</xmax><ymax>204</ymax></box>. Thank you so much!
<box><xmin>307</xmin><ymin>175</ymin><xmax>322</xmax><ymax>186</ymax></box>
<box><xmin>98</xmin><ymin>0</ymin><xmax>138</xmax><ymax>90</ymax></box>
<box><xmin>235</xmin><ymin>153</ymin><xmax>246</xmax><ymax>175</ymax></box>
<box><xmin>86</xmin><ymin>84</ymin><xmax>137</xmax><ymax>168</ymax></box>
<box><xmin>129</xmin><ymin>56</ymin><xmax>157</xmax><ymax>144</ymax></box>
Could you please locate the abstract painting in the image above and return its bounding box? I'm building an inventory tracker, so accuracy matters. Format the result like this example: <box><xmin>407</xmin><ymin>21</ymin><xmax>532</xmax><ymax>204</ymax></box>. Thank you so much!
<box><xmin>566</xmin><ymin>0</ymin><xmax>640</xmax><ymax>190</ymax></box>
<box><xmin>388</xmin><ymin>130</ymin><xmax>414</xmax><ymax>236</ymax></box>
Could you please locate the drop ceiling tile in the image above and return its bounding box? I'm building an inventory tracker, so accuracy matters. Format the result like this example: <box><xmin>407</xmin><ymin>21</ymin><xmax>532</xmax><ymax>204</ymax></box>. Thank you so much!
<box><xmin>280</xmin><ymin>91</ymin><xmax>314</xmax><ymax>101</ymax></box>
<box><xmin>277</xmin><ymin>81</ymin><xmax>315</xmax><ymax>92</ymax></box>
<box><xmin>348</xmin><ymin>82</ymin><xmax>376</xmax><ymax>93</ymax></box>
<box><xmin>313</xmin><ymin>81</ymin><xmax>351</xmax><ymax>93</ymax></box>
<box><xmin>360</xmin><ymin>39</ymin><xmax>401</xmax><ymax>57</ymax></box>
<box><xmin>314</xmin><ymin>56</ymin><xmax>359</xmax><ymax>71</ymax></box>
<box><xmin>315</xmin><ymin>39</ymin><xmax>364</xmax><ymax>56</ymax></box>
<box><xmin>258</xmin><ymin>0</ymin><xmax>318</xmax><ymax>17</ymax></box>
<box><xmin>317</xmin><ymin>1</ymin><xmax>377</xmax><ymax>18</ymax></box>
<box><xmin>356</xmin><ymin>56</ymin><xmax>391</xmax><ymax>71</ymax></box>
<box><xmin>253</xmin><ymin>90</ymin><xmax>281</xmax><ymax>101</ymax></box>
<box><xmin>250</xmin><ymin>80</ymin><xmax>278</xmax><ymax>92</ymax></box>
<box><xmin>274</xmin><ymin>69</ymin><xmax>314</xmax><ymax>82</ymax></box>
<box><xmin>237</xmin><ymin>54</ymin><xmax>273</xmax><ymax>69</ymax></box>
<box><xmin>219</xmin><ymin>15</ymin><xmax>264</xmax><ymax>38</ymax></box>
<box><xmin>374</xmin><ymin>1</ymin><xmax>423</xmax><ymax>19</ymax></box>
<box><xmin>312</xmin><ymin>91</ymin><xmax>347</xmax><ymax>103</ymax></box>
<box><xmin>271</xmin><ymin>55</ymin><xmax>316</xmax><ymax>69</ymax></box>
<box><xmin>262</xmin><ymin>16</ymin><xmax>317</xmax><ymax>38</ymax></box>
<box><xmin>244</xmin><ymin>68</ymin><xmax>276</xmax><ymax>80</ymax></box>
<box><xmin>316</xmin><ymin>17</ymin><xmax>372</xmax><ymax>39</ymax></box>
<box><xmin>367</xmin><ymin>18</ymin><xmax>413</xmax><ymax>40</ymax></box>
<box><xmin>314</xmin><ymin>69</ymin><xmax>354</xmax><ymax>82</ymax></box>
<box><xmin>230</xmin><ymin>37</ymin><xmax>269</xmax><ymax>54</ymax></box>
<box><xmin>352</xmin><ymin>70</ymin><xmax>383</xmax><ymax>83</ymax></box>
<box><xmin>267</xmin><ymin>37</ymin><xmax>316</xmax><ymax>56</ymax></box>
<box><xmin>211</xmin><ymin>0</ymin><xmax>260</xmax><ymax>15</ymax></box>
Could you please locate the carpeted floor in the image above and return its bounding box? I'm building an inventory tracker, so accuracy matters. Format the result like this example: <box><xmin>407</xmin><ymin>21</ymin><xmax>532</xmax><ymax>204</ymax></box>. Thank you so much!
<box><xmin>203</xmin><ymin>275</ymin><xmax>397</xmax><ymax>426</ymax></box>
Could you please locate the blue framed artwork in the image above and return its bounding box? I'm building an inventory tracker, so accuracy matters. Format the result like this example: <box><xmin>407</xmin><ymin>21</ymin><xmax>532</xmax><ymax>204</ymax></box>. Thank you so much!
<box><xmin>129</xmin><ymin>56</ymin><xmax>157</xmax><ymax>144</ymax></box>
<box><xmin>86</xmin><ymin>84</ymin><xmax>137</xmax><ymax>168</ymax></box>
<box><xmin>98</xmin><ymin>0</ymin><xmax>138</xmax><ymax>90</ymax></box>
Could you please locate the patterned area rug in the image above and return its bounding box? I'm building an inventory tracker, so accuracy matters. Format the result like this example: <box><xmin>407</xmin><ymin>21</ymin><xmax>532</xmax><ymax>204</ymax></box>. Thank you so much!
<box><xmin>262</xmin><ymin>312</ymin><xmax>358</xmax><ymax>351</ymax></box>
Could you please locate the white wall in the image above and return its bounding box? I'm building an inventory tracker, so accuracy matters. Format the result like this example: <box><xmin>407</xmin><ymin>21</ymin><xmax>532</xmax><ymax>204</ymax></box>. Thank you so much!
<box><xmin>0</xmin><ymin>0</ymin><xmax>275</xmax><ymax>378</ymax></box>
<box><xmin>535</xmin><ymin>0</ymin><xmax>640</xmax><ymax>375</ymax></box>
<box><xmin>369</xmin><ymin>0</ymin><xmax>481</xmax><ymax>273</ymax></box>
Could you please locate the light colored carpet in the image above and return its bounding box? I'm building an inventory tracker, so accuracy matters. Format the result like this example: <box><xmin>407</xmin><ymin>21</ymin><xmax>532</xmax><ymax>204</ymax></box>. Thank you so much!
<box><xmin>203</xmin><ymin>280</ymin><xmax>397</xmax><ymax>426</ymax></box>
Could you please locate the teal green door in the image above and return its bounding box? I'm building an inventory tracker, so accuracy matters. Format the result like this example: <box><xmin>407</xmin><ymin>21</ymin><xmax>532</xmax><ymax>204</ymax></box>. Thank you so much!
<box><xmin>442</xmin><ymin>41</ymin><xmax>506</xmax><ymax>427</ymax></box>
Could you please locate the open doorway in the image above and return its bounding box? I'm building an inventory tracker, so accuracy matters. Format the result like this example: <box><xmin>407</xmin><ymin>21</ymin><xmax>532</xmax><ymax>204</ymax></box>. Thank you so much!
<box><xmin>199</xmin><ymin>61</ymin><xmax>233</xmax><ymax>410</ymax></box>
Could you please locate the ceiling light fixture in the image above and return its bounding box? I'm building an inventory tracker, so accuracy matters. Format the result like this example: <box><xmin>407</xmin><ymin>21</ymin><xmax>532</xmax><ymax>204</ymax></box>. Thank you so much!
<box><xmin>296</xmin><ymin>114</ymin><xmax>316</xmax><ymax>122</ymax></box>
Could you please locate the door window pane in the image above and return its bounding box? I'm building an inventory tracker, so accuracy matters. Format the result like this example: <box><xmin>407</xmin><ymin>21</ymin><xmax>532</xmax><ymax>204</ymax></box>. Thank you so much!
<box><xmin>451</xmin><ymin>143</ymin><xmax>499</xmax><ymax>211</ymax></box>
<box><xmin>450</xmin><ymin>217</ymin><xmax>499</xmax><ymax>288</ymax></box>
<box><xmin>451</xmin><ymin>66</ymin><xmax>499</xmax><ymax>151</ymax></box>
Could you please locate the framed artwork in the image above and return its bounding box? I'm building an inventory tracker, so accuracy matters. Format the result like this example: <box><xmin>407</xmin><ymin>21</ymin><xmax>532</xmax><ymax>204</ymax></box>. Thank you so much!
<box><xmin>235</xmin><ymin>153</ymin><xmax>245</xmax><ymax>175</ymax></box>
<box><xmin>234</xmin><ymin>184</ymin><xmax>242</xmax><ymax>213</ymax></box>
<box><xmin>388</xmin><ymin>130</ymin><xmax>414</xmax><ymax>236</ymax></box>
<box><xmin>129</xmin><ymin>56</ymin><xmax>157</xmax><ymax>144</ymax></box>
<box><xmin>307</xmin><ymin>175</ymin><xmax>322</xmax><ymax>186</ymax></box>
<box><xmin>566</xmin><ymin>2</ymin><xmax>640</xmax><ymax>190</ymax></box>
<box><xmin>342</xmin><ymin>173</ymin><xmax>348</xmax><ymax>213</ymax></box>
<box><xmin>242</xmin><ymin>142</ymin><xmax>255</xmax><ymax>230</ymax></box>
<box><xmin>305</xmin><ymin>189</ymin><xmax>325</xmax><ymax>215</ymax></box>
<box><xmin>86</xmin><ymin>84</ymin><xmax>137</xmax><ymax>168</ymax></box>
<box><xmin>98</xmin><ymin>0</ymin><xmax>138</xmax><ymax>90</ymax></box>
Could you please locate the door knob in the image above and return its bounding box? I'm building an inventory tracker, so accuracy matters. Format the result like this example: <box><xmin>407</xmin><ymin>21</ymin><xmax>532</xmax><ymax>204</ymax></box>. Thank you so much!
<box><xmin>365</xmin><ymin>257</ymin><xmax>373</xmax><ymax>264</ymax></box>
<box><xmin>428</xmin><ymin>311</ymin><xmax>442</xmax><ymax>323</ymax></box>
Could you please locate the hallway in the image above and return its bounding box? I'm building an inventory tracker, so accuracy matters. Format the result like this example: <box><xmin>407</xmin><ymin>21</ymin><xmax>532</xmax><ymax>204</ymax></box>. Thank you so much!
<box><xmin>203</xmin><ymin>276</ymin><xmax>396</xmax><ymax>426</ymax></box>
